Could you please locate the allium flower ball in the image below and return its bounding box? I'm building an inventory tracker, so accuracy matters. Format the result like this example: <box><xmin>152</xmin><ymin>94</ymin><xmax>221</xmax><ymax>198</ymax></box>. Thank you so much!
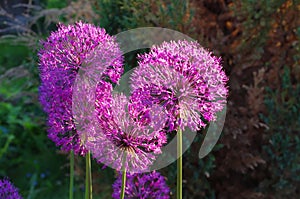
<box><xmin>112</xmin><ymin>171</ymin><xmax>170</xmax><ymax>199</ymax></box>
<box><xmin>130</xmin><ymin>40</ymin><xmax>228</xmax><ymax>131</ymax></box>
<box><xmin>38</xmin><ymin>21</ymin><xmax>123</xmax><ymax>155</ymax></box>
<box><xmin>85</xmin><ymin>84</ymin><xmax>167</xmax><ymax>173</ymax></box>
<box><xmin>0</xmin><ymin>178</ymin><xmax>22</xmax><ymax>199</ymax></box>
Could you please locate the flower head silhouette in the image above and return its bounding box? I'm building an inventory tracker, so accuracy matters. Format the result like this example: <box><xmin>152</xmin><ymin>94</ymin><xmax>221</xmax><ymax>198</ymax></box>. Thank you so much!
<box><xmin>131</xmin><ymin>40</ymin><xmax>228</xmax><ymax>132</ymax></box>
<box><xmin>85</xmin><ymin>83</ymin><xmax>167</xmax><ymax>173</ymax></box>
<box><xmin>39</xmin><ymin>22</ymin><xmax>123</xmax><ymax>155</ymax></box>
<box><xmin>0</xmin><ymin>178</ymin><xmax>22</xmax><ymax>199</ymax></box>
<box><xmin>112</xmin><ymin>171</ymin><xmax>170</xmax><ymax>199</ymax></box>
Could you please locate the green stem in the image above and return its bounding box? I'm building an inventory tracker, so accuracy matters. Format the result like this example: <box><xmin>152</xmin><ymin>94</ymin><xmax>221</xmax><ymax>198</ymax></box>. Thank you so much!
<box><xmin>120</xmin><ymin>152</ymin><xmax>127</xmax><ymax>199</ymax></box>
<box><xmin>177</xmin><ymin>128</ymin><xmax>182</xmax><ymax>199</ymax></box>
<box><xmin>120</xmin><ymin>169</ymin><xmax>126</xmax><ymax>199</ymax></box>
<box><xmin>85</xmin><ymin>151</ymin><xmax>92</xmax><ymax>199</ymax></box>
<box><xmin>69</xmin><ymin>150</ymin><xmax>74</xmax><ymax>199</ymax></box>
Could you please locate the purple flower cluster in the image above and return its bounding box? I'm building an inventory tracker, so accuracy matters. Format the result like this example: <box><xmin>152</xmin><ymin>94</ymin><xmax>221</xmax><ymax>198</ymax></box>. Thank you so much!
<box><xmin>38</xmin><ymin>22</ymin><xmax>123</xmax><ymax>155</ymax></box>
<box><xmin>85</xmin><ymin>84</ymin><xmax>167</xmax><ymax>172</ymax></box>
<box><xmin>130</xmin><ymin>40</ymin><xmax>228</xmax><ymax>132</ymax></box>
<box><xmin>112</xmin><ymin>171</ymin><xmax>170</xmax><ymax>199</ymax></box>
<box><xmin>0</xmin><ymin>178</ymin><xmax>22</xmax><ymax>199</ymax></box>
<box><xmin>39</xmin><ymin>23</ymin><xmax>228</xmax><ymax>197</ymax></box>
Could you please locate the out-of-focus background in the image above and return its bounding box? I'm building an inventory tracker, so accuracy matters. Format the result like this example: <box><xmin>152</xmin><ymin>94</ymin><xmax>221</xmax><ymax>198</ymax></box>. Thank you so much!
<box><xmin>0</xmin><ymin>0</ymin><xmax>299</xmax><ymax>198</ymax></box>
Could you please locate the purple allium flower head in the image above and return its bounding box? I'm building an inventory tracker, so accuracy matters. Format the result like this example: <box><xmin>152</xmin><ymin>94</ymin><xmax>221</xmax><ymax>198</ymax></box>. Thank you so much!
<box><xmin>130</xmin><ymin>40</ymin><xmax>228</xmax><ymax>132</ymax></box>
<box><xmin>38</xmin><ymin>21</ymin><xmax>123</xmax><ymax>155</ymax></box>
<box><xmin>85</xmin><ymin>83</ymin><xmax>167</xmax><ymax>173</ymax></box>
<box><xmin>0</xmin><ymin>178</ymin><xmax>22</xmax><ymax>199</ymax></box>
<box><xmin>129</xmin><ymin>85</ymin><xmax>178</xmax><ymax>132</ymax></box>
<box><xmin>112</xmin><ymin>171</ymin><xmax>170</xmax><ymax>199</ymax></box>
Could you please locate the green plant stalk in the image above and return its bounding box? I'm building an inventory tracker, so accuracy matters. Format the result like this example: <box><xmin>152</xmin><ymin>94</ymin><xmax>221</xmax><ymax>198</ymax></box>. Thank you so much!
<box><xmin>120</xmin><ymin>152</ymin><xmax>127</xmax><ymax>199</ymax></box>
<box><xmin>177</xmin><ymin>128</ymin><xmax>183</xmax><ymax>199</ymax></box>
<box><xmin>0</xmin><ymin>134</ymin><xmax>14</xmax><ymax>159</ymax></box>
<box><xmin>120</xmin><ymin>169</ymin><xmax>126</xmax><ymax>199</ymax></box>
<box><xmin>85</xmin><ymin>151</ymin><xmax>92</xmax><ymax>199</ymax></box>
<box><xmin>69</xmin><ymin>150</ymin><xmax>74</xmax><ymax>199</ymax></box>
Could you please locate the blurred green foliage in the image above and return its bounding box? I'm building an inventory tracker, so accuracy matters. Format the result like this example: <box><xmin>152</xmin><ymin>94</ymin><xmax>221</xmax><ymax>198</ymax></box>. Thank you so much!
<box><xmin>232</xmin><ymin>0</ymin><xmax>286</xmax><ymax>65</ymax></box>
<box><xmin>236</xmin><ymin>0</ymin><xmax>285</xmax><ymax>42</ymax></box>
<box><xmin>46</xmin><ymin>0</ymin><xmax>68</xmax><ymax>9</ymax></box>
<box><xmin>260</xmin><ymin>67</ymin><xmax>300</xmax><ymax>198</ymax></box>
<box><xmin>95</xmin><ymin>0</ymin><xmax>193</xmax><ymax>34</ymax></box>
<box><xmin>0</xmin><ymin>45</ymin><xmax>30</xmax><ymax>73</ymax></box>
<box><xmin>0</xmin><ymin>42</ymin><xmax>73</xmax><ymax>198</ymax></box>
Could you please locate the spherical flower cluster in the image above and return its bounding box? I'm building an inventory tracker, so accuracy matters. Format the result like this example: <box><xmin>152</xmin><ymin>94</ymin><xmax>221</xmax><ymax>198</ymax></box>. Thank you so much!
<box><xmin>38</xmin><ymin>21</ymin><xmax>123</xmax><ymax>155</ymax></box>
<box><xmin>130</xmin><ymin>40</ymin><xmax>228</xmax><ymax>132</ymax></box>
<box><xmin>0</xmin><ymin>178</ymin><xmax>22</xmax><ymax>199</ymax></box>
<box><xmin>85</xmin><ymin>83</ymin><xmax>167</xmax><ymax>173</ymax></box>
<box><xmin>112</xmin><ymin>171</ymin><xmax>170</xmax><ymax>199</ymax></box>
<box><xmin>129</xmin><ymin>85</ymin><xmax>178</xmax><ymax>132</ymax></box>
